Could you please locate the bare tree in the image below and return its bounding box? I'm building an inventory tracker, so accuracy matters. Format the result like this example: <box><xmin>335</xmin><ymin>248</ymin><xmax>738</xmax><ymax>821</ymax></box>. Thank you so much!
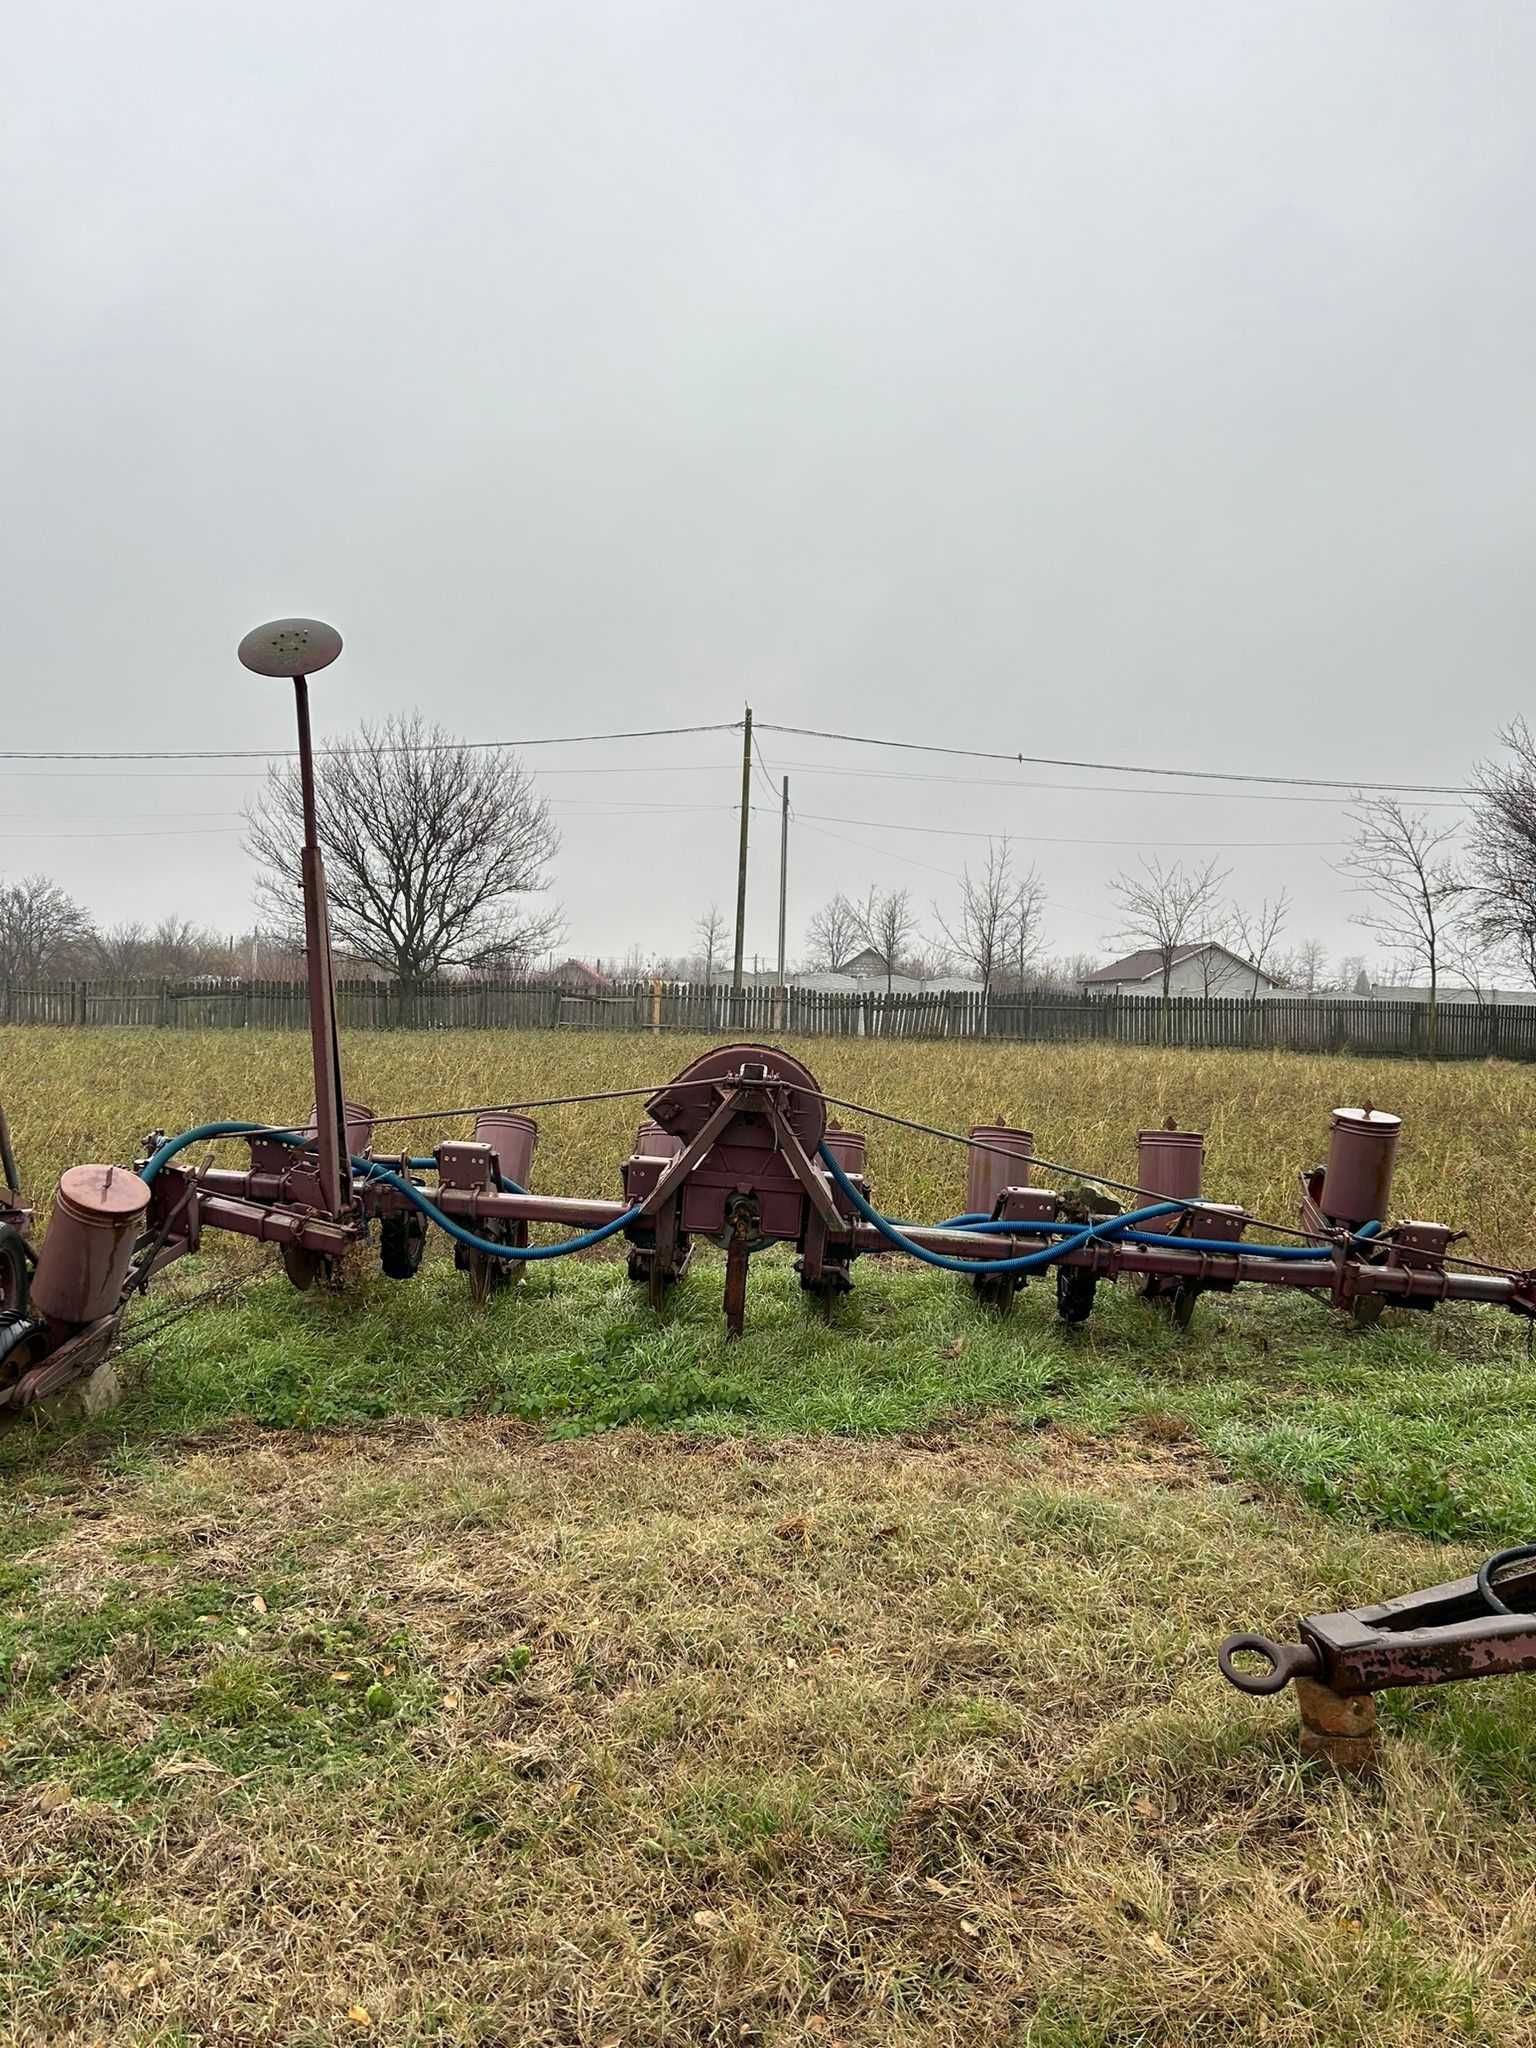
<box><xmin>1444</xmin><ymin>932</ymin><xmax>1500</xmax><ymax>1006</ymax></box>
<box><xmin>1282</xmin><ymin>937</ymin><xmax>1329</xmax><ymax>995</ymax></box>
<box><xmin>1336</xmin><ymin>953</ymin><xmax>1370</xmax><ymax>997</ymax></box>
<box><xmin>804</xmin><ymin>893</ymin><xmax>862</xmax><ymax>972</ymax></box>
<box><xmin>935</xmin><ymin>838</ymin><xmax>1039</xmax><ymax>995</ymax></box>
<box><xmin>693</xmin><ymin>904</ymin><xmax>728</xmax><ymax>984</ymax></box>
<box><xmin>1230</xmin><ymin>890</ymin><xmax>1291</xmax><ymax>1001</ymax></box>
<box><xmin>999</xmin><ymin>864</ymin><xmax>1048</xmax><ymax>991</ymax></box>
<box><xmin>1105</xmin><ymin>856</ymin><xmax>1230</xmax><ymax>1019</ymax></box>
<box><xmin>1336</xmin><ymin>798</ymin><xmax>1465</xmax><ymax>1052</ymax></box>
<box><xmin>852</xmin><ymin>886</ymin><xmax>919</xmax><ymax>994</ymax></box>
<box><xmin>1192</xmin><ymin>909</ymin><xmax>1238</xmax><ymax>996</ymax></box>
<box><xmin>1467</xmin><ymin>719</ymin><xmax>1536</xmax><ymax>986</ymax></box>
<box><xmin>247</xmin><ymin>714</ymin><xmax>562</xmax><ymax>990</ymax></box>
<box><xmin>87</xmin><ymin>921</ymin><xmax>149</xmax><ymax>976</ymax></box>
<box><xmin>88</xmin><ymin>917</ymin><xmax>234</xmax><ymax>978</ymax></box>
<box><xmin>0</xmin><ymin>875</ymin><xmax>93</xmax><ymax>983</ymax></box>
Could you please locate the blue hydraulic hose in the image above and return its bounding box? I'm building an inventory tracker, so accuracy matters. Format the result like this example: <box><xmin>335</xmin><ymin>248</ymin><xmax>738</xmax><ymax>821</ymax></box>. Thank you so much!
<box><xmin>819</xmin><ymin>1143</ymin><xmax>1183</xmax><ymax>1275</ymax></box>
<box><xmin>940</xmin><ymin>1211</ymin><xmax>1385</xmax><ymax>1260</ymax></box>
<box><xmin>138</xmin><ymin>1123</ymin><xmax>1388</xmax><ymax>1276</ymax></box>
<box><xmin>353</xmin><ymin>1161</ymin><xmax>639</xmax><ymax>1262</ymax></box>
<box><xmin>140</xmin><ymin>1121</ymin><xmax>308</xmax><ymax>1182</ymax></box>
<box><xmin>140</xmin><ymin>1122</ymin><xmax>623</xmax><ymax>1263</ymax></box>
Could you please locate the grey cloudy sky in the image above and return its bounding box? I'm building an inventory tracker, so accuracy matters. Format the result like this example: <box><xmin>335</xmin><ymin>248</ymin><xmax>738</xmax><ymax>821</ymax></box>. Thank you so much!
<box><xmin>3</xmin><ymin>0</ymin><xmax>1533</xmax><ymax>973</ymax></box>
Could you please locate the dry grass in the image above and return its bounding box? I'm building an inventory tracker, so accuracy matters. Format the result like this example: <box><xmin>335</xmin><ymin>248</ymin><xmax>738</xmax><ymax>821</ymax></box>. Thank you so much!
<box><xmin>5</xmin><ymin>1026</ymin><xmax>1536</xmax><ymax>1262</ymax></box>
<box><xmin>5</xmin><ymin>1421</ymin><xmax>1536</xmax><ymax>2046</ymax></box>
<box><xmin>4</xmin><ymin>1027</ymin><xmax>1536</xmax><ymax>2043</ymax></box>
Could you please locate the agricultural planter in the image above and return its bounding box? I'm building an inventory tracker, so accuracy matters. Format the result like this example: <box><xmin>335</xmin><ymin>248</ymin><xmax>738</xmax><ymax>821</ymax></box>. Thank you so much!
<box><xmin>2</xmin><ymin>619</ymin><xmax>1534</xmax><ymax>1761</ymax></box>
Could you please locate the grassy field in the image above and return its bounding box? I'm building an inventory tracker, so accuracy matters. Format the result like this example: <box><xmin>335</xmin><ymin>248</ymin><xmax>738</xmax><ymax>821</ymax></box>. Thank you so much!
<box><xmin>4</xmin><ymin>1027</ymin><xmax>1536</xmax><ymax>2045</ymax></box>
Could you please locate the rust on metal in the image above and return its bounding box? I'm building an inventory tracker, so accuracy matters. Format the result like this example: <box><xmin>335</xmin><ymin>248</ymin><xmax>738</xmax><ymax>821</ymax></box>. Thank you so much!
<box><xmin>1296</xmin><ymin>1678</ymin><xmax>1379</xmax><ymax>1774</ymax></box>
<box><xmin>30</xmin><ymin>1165</ymin><xmax>151</xmax><ymax>1327</ymax></box>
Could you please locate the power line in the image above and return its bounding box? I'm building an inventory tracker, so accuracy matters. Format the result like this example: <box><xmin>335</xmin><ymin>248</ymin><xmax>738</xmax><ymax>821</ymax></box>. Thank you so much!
<box><xmin>0</xmin><ymin>759</ymin><xmax>742</xmax><ymax>783</ymax></box>
<box><xmin>0</xmin><ymin>826</ymin><xmax>248</xmax><ymax>841</ymax></box>
<box><xmin>0</xmin><ymin>716</ymin><xmax>1482</xmax><ymax>802</ymax></box>
<box><xmin>786</xmin><ymin>808</ymin><xmax>1349</xmax><ymax>850</ymax></box>
<box><xmin>751</xmin><ymin>732</ymin><xmax>781</xmax><ymax>805</ymax></box>
<box><xmin>768</xmin><ymin>759</ymin><xmax>1469</xmax><ymax>811</ymax></box>
<box><xmin>756</xmin><ymin>721</ymin><xmax>1474</xmax><ymax>797</ymax></box>
<box><xmin>792</xmin><ymin>816</ymin><xmax>962</xmax><ymax>881</ymax></box>
<box><xmin>0</xmin><ymin>721</ymin><xmax>740</xmax><ymax>764</ymax></box>
<box><xmin>0</xmin><ymin>809</ymin><xmax>243</xmax><ymax>824</ymax></box>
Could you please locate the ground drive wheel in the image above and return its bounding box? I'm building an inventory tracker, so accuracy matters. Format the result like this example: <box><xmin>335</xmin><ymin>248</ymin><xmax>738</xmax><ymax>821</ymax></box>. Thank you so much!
<box><xmin>1056</xmin><ymin>1265</ymin><xmax>1097</xmax><ymax>1325</ymax></box>
<box><xmin>380</xmin><ymin>1210</ymin><xmax>427</xmax><ymax>1280</ymax></box>
<box><xmin>0</xmin><ymin>1225</ymin><xmax>29</xmax><ymax>1320</ymax></box>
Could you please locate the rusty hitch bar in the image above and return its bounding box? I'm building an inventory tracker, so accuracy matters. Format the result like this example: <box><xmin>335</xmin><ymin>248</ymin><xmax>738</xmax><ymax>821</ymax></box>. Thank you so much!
<box><xmin>1219</xmin><ymin>1548</ymin><xmax>1536</xmax><ymax>1704</ymax></box>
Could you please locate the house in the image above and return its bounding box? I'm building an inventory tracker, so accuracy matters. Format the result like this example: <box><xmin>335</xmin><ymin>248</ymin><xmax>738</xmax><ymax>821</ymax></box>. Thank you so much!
<box><xmin>1081</xmin><ymin>943</ymin><xmax>1282</xmax><ymax>999</ymax></box>
<box><xmin>544</xmin><ymin>958</ymin><xmax>611</xmax><ymax>993</ymax></box>
<box><xmin>1366</xmin><ymin>983</ymin><xmax>1535</xmax><ymax>1007</ymax></box>
<box><xmin>832</xmin><ymin>945</ymin><xmax>895</xmax><ymax>980</ymax></box>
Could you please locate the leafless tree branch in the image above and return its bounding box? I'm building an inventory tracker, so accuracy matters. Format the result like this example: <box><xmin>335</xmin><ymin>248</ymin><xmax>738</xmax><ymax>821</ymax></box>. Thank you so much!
<box><xmin>246</xmin><ymin>714</ymin><xmax>562</xmax><ymax>984</ymax></box>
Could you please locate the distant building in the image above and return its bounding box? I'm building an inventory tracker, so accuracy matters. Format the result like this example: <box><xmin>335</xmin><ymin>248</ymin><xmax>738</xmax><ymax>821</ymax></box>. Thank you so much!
<box><xmin>1366</xmin><ymin>983</ymin><xmax>1536</xmax><ymax>1007</ymax></box>
<box><xmin>1081</xmin><ymin>943</ymin><xmax>1282</xmax><ymax>998</ymax></box>
<box><xmin>544</xmin><ymin>958</ymin><xmax>611</xmax><ymax>992</ymax></box>
<box><xmin>831</xmin><ymin>945</ymin><xmax>897</xmax><ymax>980</ymax></box>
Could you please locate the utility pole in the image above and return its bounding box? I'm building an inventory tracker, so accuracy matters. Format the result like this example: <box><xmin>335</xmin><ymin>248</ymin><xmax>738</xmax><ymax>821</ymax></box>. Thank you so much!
<box><xmin>777</xmin><ymin>777</ymin><xmax>789</xmax><ymax>983</ymax></box>
<box><xmin>732</xmin><ymin>707</ymin><xmax>752</xmax><ymax>992</ymax></box>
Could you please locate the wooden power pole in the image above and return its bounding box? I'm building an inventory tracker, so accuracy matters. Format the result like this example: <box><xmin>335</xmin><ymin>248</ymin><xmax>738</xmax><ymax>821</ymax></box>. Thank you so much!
<box><xmin>732</xmin><ymin>708</ymin><xmax>752</xmax><ymax>992</ymax></box>
<box><xmin>777</xmin><ymin>777</ymin><xmax>789</xmax><ymax>983</ymax></box>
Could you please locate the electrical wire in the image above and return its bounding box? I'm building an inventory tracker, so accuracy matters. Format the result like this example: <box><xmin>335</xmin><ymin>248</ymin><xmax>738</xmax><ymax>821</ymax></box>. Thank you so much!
<box><xmin>755</xmin><ymin>721</ymin><xmax>1473</xmax><ymax>797</ymax></box>
<box><xmin>2</xmin><ymin>710</ymin><xmax>1474</xmax><ymax>799</ymax></box>
<box><xmin>0</xmin><ymin>826</ymin><xmax>248</xmax><ymax>841</ymax></box>
<box><xmin>786</xmin><ymin>808</ymin><xmax>1348</xmax><ymax>850</ymax></box>
<box><xmin>751</xmin><ymin>732</ymin><xmax>782</xmax><ymax>806</ymax></box>
<box><xmin>791</xmin><ymin>816</ymin><xmax>963</xmax><ymax>881</ymax></box>
<box><xmin>0</xmin><ymin>722</ymin><xmax>741</xmax><ymax>763</ymax></box>
<box><xmin>768</xmin><ymin>760</ymin><xmax>1471</xmax><ymax>811</ymax></box>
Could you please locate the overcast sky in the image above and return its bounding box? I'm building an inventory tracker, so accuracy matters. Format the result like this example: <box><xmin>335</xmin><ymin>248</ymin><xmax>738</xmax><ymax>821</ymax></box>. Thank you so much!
<box><xmin>3</xmin><ymin>0</ymin><xmax>1533</xmax><ymax>976</ymax></box>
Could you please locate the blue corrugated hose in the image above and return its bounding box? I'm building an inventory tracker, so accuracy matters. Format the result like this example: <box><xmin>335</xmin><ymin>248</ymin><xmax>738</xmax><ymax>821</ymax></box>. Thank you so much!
<box><xmin>138</xmin><ymin>1122</ymin><xmax>1383</xmax><ymax>1273</ymax></box>
<box><xmin>139</xmin><ymin>1122</ymin><xmax>603</xmax><ymax>1262</ymax></box>
<box><xmin>937</xmin><ymin>1210</ymin><xmax>1383</xmax><ymax>1259</ymax></box>
<box><xmin>819</xmin><ymin>1142</ymin><xmax>1184</xmax><ymax>1274</ymax></box>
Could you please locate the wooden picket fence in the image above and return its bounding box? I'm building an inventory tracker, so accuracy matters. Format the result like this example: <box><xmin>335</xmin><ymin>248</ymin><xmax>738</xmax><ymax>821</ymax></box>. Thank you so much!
<box><xmin>1</xmin><ymin>976</ymin><xmax>1534</xmax><ymax>1059</ymax></box>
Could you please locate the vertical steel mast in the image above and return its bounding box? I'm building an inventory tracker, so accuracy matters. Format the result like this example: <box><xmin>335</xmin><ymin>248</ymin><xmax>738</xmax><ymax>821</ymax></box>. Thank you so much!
<box><xmin>236</xmin><ymin>618</ymin><xmax>351</xmax><ymax>1218</ymax></box>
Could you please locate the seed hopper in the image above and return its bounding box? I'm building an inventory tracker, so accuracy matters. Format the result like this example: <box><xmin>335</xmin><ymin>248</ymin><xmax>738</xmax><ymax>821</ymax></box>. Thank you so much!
<box><xmin>3</xmin><ymin>617</ymin><xmax>1536</xmax><ymax>1763</ymax></box>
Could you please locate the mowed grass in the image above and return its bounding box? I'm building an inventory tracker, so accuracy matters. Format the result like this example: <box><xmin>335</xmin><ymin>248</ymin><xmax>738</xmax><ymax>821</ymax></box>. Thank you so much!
<box><xmin>8</xmin><ymin>1427</ymin><xmax>1536</xmax><ymax>2046</ymax></box>
<box><xmin>5</xmin><ymin>1027</ymin><xmax>1536</xmax><ymax>2042</ymax></box>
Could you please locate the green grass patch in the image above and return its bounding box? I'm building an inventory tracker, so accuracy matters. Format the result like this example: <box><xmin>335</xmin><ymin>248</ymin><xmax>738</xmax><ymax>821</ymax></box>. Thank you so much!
<box><xmin>10</xmin><ymin>1244</ymin><xmax>1536</xmax><ymax>1553</ymax></box>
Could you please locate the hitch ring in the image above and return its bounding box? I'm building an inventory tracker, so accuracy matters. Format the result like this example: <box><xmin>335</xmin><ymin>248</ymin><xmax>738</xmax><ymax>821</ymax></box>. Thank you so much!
<box><xmin>1217</xmin><ymin>1632</ymin><xmax>1320</xmax><ymax>1695</ymax></box>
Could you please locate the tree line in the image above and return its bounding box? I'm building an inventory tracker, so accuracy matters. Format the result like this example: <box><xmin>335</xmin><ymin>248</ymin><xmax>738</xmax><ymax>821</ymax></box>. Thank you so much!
<box><xmin>8</xmin><ymin>717</ymin><xmax>1536</xmax><ymax>1047</ymax></box>
<box><xmin>2</xmin><ymin>712</ymin><xmax>564</xmax><ymax>991</ymax></box>
<box><xmin>749</xmin><ymin>722</ymin><xmax>1536</xmax><ymax>1045</ymax></box>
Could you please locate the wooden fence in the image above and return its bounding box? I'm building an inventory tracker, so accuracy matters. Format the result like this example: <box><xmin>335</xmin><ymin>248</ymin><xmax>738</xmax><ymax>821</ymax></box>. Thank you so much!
<box><xmin>2</xmin><ymin>977</ymin><xmax>1534</xmax><ymax>1059</ymax></box>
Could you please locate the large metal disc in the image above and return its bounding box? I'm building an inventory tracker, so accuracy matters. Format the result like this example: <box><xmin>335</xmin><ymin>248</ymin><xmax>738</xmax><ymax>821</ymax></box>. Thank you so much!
<box><xmin>646</xmin><ymin>1043</ymin><xmax>826</xmax><ymax>1154</ymax></box>
<box><xmin>237</xmin><ymin>618</ymin><xmax>343</xmax><ymax>678</ymax></box>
